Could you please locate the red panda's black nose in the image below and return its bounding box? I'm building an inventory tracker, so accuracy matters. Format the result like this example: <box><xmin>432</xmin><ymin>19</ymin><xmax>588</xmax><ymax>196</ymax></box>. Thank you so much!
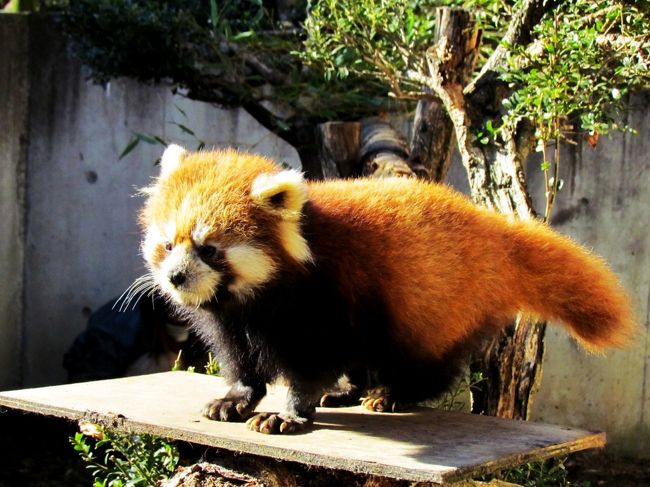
<box><xmin>169</xmin><ymin>271</ymin><xmax>186</xmax><ymax>288</ymax></box>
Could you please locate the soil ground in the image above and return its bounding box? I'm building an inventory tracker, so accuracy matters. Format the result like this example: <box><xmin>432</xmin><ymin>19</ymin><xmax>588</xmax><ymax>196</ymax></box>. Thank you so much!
<box><xmin>0</xmin><ymin>409</ymin><xmax>91</xmax><ymax>487</ymax></box>
<box><xmin>565</xmin><ymin>450</ymin><xmax>650</xmax><ymax>486</ymax></box>
<box><xmin>0</xmin><ymin>409</ymin><xmax>648</xmax><ymax>486</ymax></box>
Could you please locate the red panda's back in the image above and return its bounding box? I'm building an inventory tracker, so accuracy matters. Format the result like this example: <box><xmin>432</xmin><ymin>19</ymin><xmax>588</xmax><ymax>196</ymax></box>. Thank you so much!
<box><xmin>306</xmin><ymin>178</ymin><xmax>521</xmax><ymax>357</ymax></box>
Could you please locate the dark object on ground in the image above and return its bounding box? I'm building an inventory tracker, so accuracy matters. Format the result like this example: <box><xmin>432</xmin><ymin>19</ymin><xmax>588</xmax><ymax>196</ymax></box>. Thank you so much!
<box><xmin>0</xmin><ymin>410</ymin><xmax>90</xmax><ymax>487</ymax></box>
<box><xmin>566</xmin><ymin>450</ymin><xmax>650</xmax><ymax>487</ymax></box>
<box><xmin>63</xmin><ymin>294</ymin><xmax>208</xmax><ymax>382</ymax></box>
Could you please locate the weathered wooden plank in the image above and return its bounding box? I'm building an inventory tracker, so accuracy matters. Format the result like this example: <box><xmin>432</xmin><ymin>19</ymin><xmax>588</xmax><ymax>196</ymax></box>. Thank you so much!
<box><xmin>0</xmin><ymin>372</ymin><xmax>605</xmax><ymax>484</ymax></box>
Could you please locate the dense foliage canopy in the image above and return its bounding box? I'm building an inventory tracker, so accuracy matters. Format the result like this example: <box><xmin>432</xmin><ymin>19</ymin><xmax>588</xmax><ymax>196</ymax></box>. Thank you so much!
<box><xmin>304</xmin><ymin>0</ymin><xmax>649</xmax><ymax>142</ymax></box>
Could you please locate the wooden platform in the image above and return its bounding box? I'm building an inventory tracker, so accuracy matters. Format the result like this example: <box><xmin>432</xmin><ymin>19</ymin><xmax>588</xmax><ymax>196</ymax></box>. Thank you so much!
<box><xmin>0</xmin><ymin>372</ymin><xmax>604</xmax><ymax>484</ymax></box>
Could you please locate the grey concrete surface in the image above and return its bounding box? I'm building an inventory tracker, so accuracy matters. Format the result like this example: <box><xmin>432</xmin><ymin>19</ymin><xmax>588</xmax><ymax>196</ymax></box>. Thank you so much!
<box><xmin>0</xmin><ymin>15</ymin><xmax>29</xmax><ymax>391</ymax></box>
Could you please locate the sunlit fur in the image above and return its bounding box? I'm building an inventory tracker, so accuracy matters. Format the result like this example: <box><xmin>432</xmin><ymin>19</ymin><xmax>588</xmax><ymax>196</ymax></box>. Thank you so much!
<box><xmin>159</xmin><ymin>143</ymin><xmax>187</xmax><ymax>178</ymax></box>
<box><xmin>138</xmin><ymin>146</ymin><xmax>635</xmax><ymax>428</ymax></box>
<box><xmin>140</xmin><ymin>148</ymin><xmax>310</xmax><ymax>308</ymax></box>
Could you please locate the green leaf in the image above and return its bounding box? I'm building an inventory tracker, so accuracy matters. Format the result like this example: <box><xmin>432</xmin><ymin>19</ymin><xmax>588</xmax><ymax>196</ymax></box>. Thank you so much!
<box><xmin>233</xmin><ymin>31</ymin><xmax>255</xmax><ymax>40</ymax></box>
<box><xmin>173</xmin><ymin>104</ymin><xmax>187</xmax><ymax>119</ymax></box>
<box><xmin>118</xmin><ymin>137</ymin><xmax>140</xmax><ymax>160</ymax></box>
<box><xmin>209</xmin><ymin>0</ymin><xmax>219</xmax><ymax>33</ymax></box>
<box><xmin>153</xmin><ymin>136</ymin><xmax>167</xmax><ymax>146</ymax></box>
<box><xmin>171</xmin><ymin>123</ymin><xmax>196</xmax><ymax>136</ymax></box>
<box><xmin>134</xmin><ymin>132</ymin><xmax>160</xmax><ymax>145</ymax></box>
<box><xmin>275</xmin><ymin>119</ymin><xmax>290</xmax><ymax>131</ymax></box>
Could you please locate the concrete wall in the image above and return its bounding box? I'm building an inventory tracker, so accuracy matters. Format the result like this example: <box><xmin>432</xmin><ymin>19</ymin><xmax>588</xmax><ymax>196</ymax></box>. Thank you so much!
<box><xmin>0</xmin><ymin>16</ymin><xmax>28</xmax><ymax>390</ymax></box>
<box><xmin>0</xmin><ymin>15</ymin><xmax>298</xmax><ymax>389</ymax></box>
<box><xmin>1</xmin><ymin>15</ymin><xmax>649</xmax><ymax>457</ymax></box>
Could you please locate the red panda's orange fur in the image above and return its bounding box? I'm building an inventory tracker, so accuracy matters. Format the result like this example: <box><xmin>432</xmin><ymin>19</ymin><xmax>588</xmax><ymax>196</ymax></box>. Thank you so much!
<box><xmin>305</xmin><ymin>177</ymin><xmax>634</xmax><ymax>356</ymax></box>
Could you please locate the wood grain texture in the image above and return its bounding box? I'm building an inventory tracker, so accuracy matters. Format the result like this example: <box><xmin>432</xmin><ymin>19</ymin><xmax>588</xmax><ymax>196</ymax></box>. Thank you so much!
<box><xmin>0</xmin><ymin>372</ymin><xmax>605</xmax><ymax>484</ymax></box>
<box><xmin>316</xmin><ymin>121</ymin><xmax>361</xmax><ymax>179</ymax></box>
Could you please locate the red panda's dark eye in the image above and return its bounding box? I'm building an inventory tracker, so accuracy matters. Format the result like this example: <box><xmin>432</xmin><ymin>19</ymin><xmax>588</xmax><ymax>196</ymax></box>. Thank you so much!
<box><xmin>164</xmin><ymin>242</ymin><xmax>173</xmax><ymax>252</ymax></box>
<box><xmin>197</xmin><ymin>245</ymin><xmax>217</xmax><ymax>260</ymax></box>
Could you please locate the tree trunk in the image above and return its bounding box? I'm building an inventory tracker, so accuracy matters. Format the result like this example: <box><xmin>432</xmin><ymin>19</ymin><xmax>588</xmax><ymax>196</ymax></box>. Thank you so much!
<box><xmin>408</xmin><ymin>7</ymin><xmax>548</xmax><ymax>420</ymax></box>
<box><xmin>316</xmin><ymin>122</ymin><xmax>361</xmax><ymax>179</ymax></box>
<box><xmin>409</xmin><ymin>7</ymin><xmax>480</xmax><ymax>183</ymax></box>
<box><xmin>469</xmin><ymin>124</ymin><xmax>547</xmax><ymax>420</ymax></box>
<box><xmin>409</xmin><ymin>99</ymin><xmax>455</xmax><ymax>181</ymax></box>
<box><xmin>314</xmin><ymin>118</ymin><xmax>414</xmax><ymax>179</ymax></box>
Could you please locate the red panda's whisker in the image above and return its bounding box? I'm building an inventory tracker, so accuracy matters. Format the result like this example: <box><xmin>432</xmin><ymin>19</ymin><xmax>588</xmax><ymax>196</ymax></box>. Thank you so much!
<box><xmin>114</xmin><ymin>274</ymin><xmax>156</xmax><ymax>312</ymax></box>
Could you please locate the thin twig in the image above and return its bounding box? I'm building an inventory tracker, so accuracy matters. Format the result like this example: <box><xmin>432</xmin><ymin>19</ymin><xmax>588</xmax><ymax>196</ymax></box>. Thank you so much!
<box><xmin>465</xmin><ymin>0</ymin><xmax>561</xmax><ymax>94</ymax></box>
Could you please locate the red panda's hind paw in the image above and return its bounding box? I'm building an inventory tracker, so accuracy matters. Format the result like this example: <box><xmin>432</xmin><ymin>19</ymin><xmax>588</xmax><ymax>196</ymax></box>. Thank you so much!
<box><xmin>320</xmin><ymin>390</ymin><xmax>362</xmax><ymax>408</ymax></box>
<box><xmin>246</xmin><ymin>412</ymin><xmax>311</xmax><ymax>434</ymax></box>
<box><xmin>362</xmin><ymin>387</ymin><xmax>408</xmax><ymax>413</ymax></box>
<box><xmin>202</xmin><ymin>397</ymin><xmax>254</xmax><ymax>422</ymax></box>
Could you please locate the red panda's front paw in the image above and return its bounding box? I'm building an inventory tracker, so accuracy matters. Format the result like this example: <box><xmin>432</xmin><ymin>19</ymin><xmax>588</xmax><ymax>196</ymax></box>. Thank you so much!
<box><xmin>202</xmin><ymin>397</ymin><xmax>254</xmax><ymax>422</ymax></box>
<box><xmin>245</xmin><ymin>412</ymin><xmax>311</xmax><ymax>434</ymax></box>
<box><xmin>361</xmin><ymin>387</ymin><xmax>407</xmax><ymax>413</ymax></box>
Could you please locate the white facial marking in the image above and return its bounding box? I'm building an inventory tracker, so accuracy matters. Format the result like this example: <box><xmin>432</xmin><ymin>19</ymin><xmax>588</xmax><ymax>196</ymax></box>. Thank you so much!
<box><xmin>226</xmin><ymin>244</ymin><xmax>277</xmax><ymax>298</ymax></box>
<box><xmin>142</xmin><ymin>226</ymin><xmax>164</xmax><ymax>262</ymax></box>
<box><xmin>164</xmin><ymin>221</ymin><xmax>177</xmax><ymax>243</ymax></box>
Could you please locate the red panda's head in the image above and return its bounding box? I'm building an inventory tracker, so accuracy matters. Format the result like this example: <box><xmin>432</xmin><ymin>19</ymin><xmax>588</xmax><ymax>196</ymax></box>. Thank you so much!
<box><xmin>139</xmin><ymin>145</ymin><xmax>312</xmax><ymax>308</ymax></box>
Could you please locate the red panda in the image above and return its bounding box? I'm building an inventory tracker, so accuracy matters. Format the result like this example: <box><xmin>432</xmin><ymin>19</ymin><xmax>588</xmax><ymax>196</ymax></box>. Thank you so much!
<box><xmin>138</xmin><ymin>145</ymin><xmax>634</xmax><ymax>434</ymax></box>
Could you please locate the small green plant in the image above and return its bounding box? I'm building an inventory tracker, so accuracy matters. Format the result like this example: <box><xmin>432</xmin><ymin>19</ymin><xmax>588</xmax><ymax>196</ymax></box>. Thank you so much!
<box><xmin>171</xmin><ymin>349</ymin><xmax>195</xmax><ymax>373</ymax></box>
<box><xmin>71</xmin><ymin>423</ymin><xmax>179</xmax><ymax>487</ymax></box>
<box><xmin>500</xmin><ymin>1</ymin><xmax>649</xmax><ymax>220</ymax></box>
<box><xmin>204</xmin><ymin>352</ymin><xmax>221</xmax><ymax>376</ymax></box>
<box><xmin>171</xmin><ymin>350</ymin><xmax>220</xmax><ymax>375</ymax></box>
<box><xmin>481</xmin><ymin>456</ymin><xmax>591</xmax><ymax>487</ymax></box>
<box><xmin>428</xmin><ymin>371</ymin><xmax>485</xmax><ymax>412</ymax></box>
<box><xmin>72</xmin><ymin>352</ymin><xmax>220</xmax><ymax>485</ymax></box>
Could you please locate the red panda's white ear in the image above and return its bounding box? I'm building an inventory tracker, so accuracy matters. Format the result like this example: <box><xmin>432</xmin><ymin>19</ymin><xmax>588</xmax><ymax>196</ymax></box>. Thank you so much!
<box><xmin>251</xmin><ymin>170</ymin><xmax>312</xmax><ymax>263</ymax></box>
<box><xmin>159</xmin><ymin>144</ymin><xmax>187</xmax><ymax>178</ymax></box>
<box><xmin>250</xmin><ymin>170</ymin><xmax>308</xmax><ymax>220</ymax></box>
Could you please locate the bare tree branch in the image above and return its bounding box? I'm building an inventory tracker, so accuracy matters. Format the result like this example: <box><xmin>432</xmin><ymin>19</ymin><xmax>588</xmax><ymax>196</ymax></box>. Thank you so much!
<box><xmin>409</xmin><ymin>7</ymin><xmax>480</xmax><ymax>182</ymax></box>
<box><xmin>465</xmin><ymin>0</ymin><xmax>561</xmax><ymax>95</ymax></box>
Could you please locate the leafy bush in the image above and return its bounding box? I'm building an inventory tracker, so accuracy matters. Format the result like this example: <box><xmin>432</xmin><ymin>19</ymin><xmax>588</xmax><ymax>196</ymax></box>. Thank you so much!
<box><xmin>71</xmin><ymin>424</ymin><xmax>179</xmax><ymax>487</ymax></box>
